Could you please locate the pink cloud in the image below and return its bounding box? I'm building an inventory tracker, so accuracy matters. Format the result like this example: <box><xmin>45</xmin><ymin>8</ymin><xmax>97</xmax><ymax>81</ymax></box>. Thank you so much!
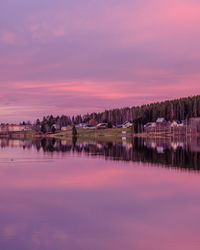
<box><xmin>1</xmin><ymin>31</ymin><xmax>16</xmax><ymax>45</ymax></box>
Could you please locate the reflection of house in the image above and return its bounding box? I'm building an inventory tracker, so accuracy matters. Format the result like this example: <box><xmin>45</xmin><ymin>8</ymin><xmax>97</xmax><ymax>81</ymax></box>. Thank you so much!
<box><xmin>156</xmin><ymin>146</ymin><xmax>164</xmax><ymax>154</ymax></box>
<box><xmin>9</xmin><ymin>140</ymin><xmax>20</xmax><ymax>147</ymax></box>
<box><xmin>61</xmin><ymin>140</ymin><xmax>68</xmax><ymax>146</ymax></box>
<box><xmin>122</xmin><ymin>142</ymin><xmax>133</xmax><ymax>150</ymax></box>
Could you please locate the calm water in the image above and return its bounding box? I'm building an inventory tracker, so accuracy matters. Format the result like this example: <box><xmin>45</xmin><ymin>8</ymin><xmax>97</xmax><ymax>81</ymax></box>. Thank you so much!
<box><xmin>0</xmin><ymin>137</ymin><xmax>200</xmax><ymax>250</ymax></box>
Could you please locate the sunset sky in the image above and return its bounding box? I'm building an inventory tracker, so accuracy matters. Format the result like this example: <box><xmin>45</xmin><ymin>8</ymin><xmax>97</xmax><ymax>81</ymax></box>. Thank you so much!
<box><xmin>1</xmin><ymin>0</ymin><xmax>200</xmax><ymax>123</ymax></box>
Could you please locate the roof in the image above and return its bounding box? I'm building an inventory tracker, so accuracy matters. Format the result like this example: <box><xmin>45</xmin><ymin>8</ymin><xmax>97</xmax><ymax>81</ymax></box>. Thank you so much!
<box><xmin>156</xmin><ymin>118</ymin><xmax>166</xmax><ymax>123</ymax></box>
<box><xmin>172</xmin><ymin>120</ymin><xmax>180</xmax><ymax>124</ymax></box>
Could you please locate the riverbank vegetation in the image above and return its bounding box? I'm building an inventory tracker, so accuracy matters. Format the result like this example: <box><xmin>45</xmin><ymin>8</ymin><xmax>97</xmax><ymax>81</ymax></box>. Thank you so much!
<box><xmin>35</xmin><ymin>95</ymin><xmax>200</xmax><ymax>132</ymax></box>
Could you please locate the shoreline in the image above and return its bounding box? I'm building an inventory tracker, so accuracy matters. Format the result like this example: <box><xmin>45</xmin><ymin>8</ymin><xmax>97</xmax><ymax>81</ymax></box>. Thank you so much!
<box><xmin>1</xmin><ymin>128</ymin><xmax>200</xmax><ymax>141</ymax></box>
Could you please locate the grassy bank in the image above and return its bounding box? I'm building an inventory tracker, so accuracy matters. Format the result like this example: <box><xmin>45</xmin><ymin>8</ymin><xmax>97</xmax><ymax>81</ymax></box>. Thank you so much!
<box><xmin>2</xmin><ymin>128</ymin><xmax>199</xmax><ymax>141</ymax></box>
<box><xmin>0</xmin><ymin>128</ymin><xmax>132</xmax><ymax>140</ymax></box>
<box><xmin>50</xmin><ymin>127</ymin><xmax>132</xmax><ymax>139</ymax></box>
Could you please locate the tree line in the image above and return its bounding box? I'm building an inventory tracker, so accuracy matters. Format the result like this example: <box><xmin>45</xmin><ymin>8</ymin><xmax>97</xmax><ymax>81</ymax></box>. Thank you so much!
<box><xmin>34</xmin><ymin>95</ymin><xmax>200</xmax><ymax>133</ymax></box>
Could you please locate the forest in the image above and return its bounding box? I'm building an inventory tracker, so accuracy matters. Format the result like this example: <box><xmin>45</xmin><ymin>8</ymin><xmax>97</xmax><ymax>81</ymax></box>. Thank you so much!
<box><xmin>35</xmin><ymin>95</ymin><xmax>200</xmax><ymax>131</ymax></box>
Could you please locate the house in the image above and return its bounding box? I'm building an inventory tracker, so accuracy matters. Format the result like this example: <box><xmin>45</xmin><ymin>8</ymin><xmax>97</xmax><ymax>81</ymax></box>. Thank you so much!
<box><xmin>88</xmin><ymin>119</ymin><xmax>97</xmax><ymax>126</ymax></box>
<box><xmin>2</xmin><ymin>124</ymin><xmax>33</xmax><ymax>133</ymax></box>
<box><xmin>61</xmin><ymin>126</ymin><xmax>68</xmax><ymax>131</ymax></box>
<box><xmin>24</xmin><ymin>125</ymin><xmax>33</xmax><ymax>131</ymax></box>
<box><xmin>7</xmin><ymin>125</ymin><xmax>22</xmax><ymax>132</ymax></box>
<box><xmin>156</xmin><ymin>118</ymin><xmax>167</xmax><ymax>125</ymax></box>
<box><xmin>170</xmin><ymin>120</ymin><xmax>180</xmax><ymax>128</ymax></box>
<box><xmin>52</xmin><ymin>124</ymin><xmax>61</xmax><ymax>130</ymax></box>
<box><xmin>144</xmin><ymin>122</ymin><xmax>156</xmax><ymax>128</ymax></box>
<box><xmin>144</xmin><ymin>118</ymin><xmax>171</xmax><ymax>134</ymax></box>
<box><xmin>96</xmin><ymin>123</ymin><xmax>107</xmax><ymax>129</ymax></box>
<box><xmin>122</xmin><ymin>121</ymin><xmax>133</xmax><ymax>128</ymax></box>
<box><xmin>0</xmin><ymin>125</ymin><xmax>8</xmax><ymax>133</ymax></box>
<box><xmin>75</xmin><ymin>123</ymin><xmax>88</xmax><ymax>128</ymax></box>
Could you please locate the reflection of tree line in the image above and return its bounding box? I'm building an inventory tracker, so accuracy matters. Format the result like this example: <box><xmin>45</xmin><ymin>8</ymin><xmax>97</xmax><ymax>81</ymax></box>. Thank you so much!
<box><xmin>36</xmin><ymin>138</ymin><xmax>200</xmax><ymax>171</ymax></box>
<box><xmin>133</xmin><ymin>138</ymin><xmax>200</xmax><ymax>170</ymax></box>
<box><xmin>1</xmin><ymin>137</ymin><xmax>200</xmax><ymax>171</ymax></box>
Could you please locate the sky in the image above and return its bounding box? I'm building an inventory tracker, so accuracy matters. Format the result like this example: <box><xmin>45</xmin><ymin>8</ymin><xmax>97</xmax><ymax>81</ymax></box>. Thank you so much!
<box><xmin>1</xmin><ymin>0</ymin><xmax>200</xmax><ymax>123</ymax></box>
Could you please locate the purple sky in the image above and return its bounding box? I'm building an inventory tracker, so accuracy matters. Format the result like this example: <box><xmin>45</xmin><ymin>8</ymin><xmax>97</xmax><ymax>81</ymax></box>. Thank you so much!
<box><xmin>1</xmin><ymin>0</ymin><xmax>200</xmax><ymax>123</ymax></box>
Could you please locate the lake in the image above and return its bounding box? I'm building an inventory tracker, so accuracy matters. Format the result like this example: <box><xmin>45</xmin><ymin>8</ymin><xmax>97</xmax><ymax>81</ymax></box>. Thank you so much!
<box><xmin>0</xmin><ymin>137</ymin><xmax>200</xmax><ymax>250</ymax></box>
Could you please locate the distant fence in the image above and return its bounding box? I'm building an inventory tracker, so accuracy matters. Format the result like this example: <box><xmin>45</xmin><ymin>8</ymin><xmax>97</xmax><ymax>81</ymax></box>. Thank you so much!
<box><xmin>144</xmin><ymin>125</ymin><xmax>187</xmax><ymax>135</ymax></box>
<box><xmin>144</xmin><ymin>125</ymin><xmax>172</xmax><ymax>134</ymax></box>
<box><xmin>144</xmin><ymin>118</ymin><xmax>200</xmax><ymax>135</ymax></box>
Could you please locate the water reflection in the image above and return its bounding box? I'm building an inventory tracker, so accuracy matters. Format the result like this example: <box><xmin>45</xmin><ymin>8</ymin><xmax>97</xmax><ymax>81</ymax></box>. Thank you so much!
<box><xmin>0</xmin><ymin>138</ymin><xmax>200</xmax><ymax>249</ymax></box>
<box><xmin>0</xmin><ymin>137</ymin><xmax>200</xmax><ymax>170</ymax></box>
